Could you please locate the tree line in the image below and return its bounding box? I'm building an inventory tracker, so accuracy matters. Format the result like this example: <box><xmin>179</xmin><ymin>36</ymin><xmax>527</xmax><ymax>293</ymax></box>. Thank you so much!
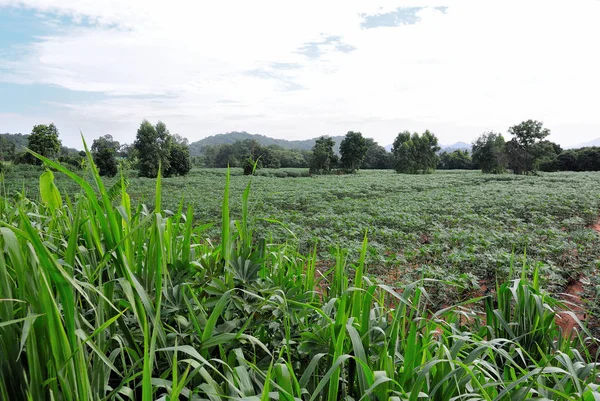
<box><xmin>0</xmin><ymin>120</ymin><xmax>192</xmax><ymax>178</ymax></box>
<box><xmin>1</xmin><ymin>119</ymin><xmax>598</xmax><ymax>176</ymax></box>
<box><xmin>307</xmin><ymin>120</ymin><xmax>599</xmax><ymax>175</ymax></box>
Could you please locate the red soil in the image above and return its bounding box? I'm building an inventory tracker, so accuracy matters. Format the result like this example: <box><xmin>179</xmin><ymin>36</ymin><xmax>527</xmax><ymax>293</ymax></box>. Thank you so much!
<box><xmin>555</xmin><ymin>219</ymin><xmax>600</xmax><ymax>336</ymax></box>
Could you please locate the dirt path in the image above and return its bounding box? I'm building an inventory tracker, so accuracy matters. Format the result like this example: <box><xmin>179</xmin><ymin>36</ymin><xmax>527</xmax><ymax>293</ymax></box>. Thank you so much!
<box><xmin>556</xmin><ymin>218</ymin><xmax>600</xmax><ymax>336</ymax></box>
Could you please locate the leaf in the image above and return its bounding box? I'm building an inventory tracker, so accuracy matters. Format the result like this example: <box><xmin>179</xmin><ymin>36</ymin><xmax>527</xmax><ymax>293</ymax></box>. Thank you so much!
<box><xmin>39</xmin><ymin>169</ymin><xmax>63</xmax><ymax>210</ymax></box>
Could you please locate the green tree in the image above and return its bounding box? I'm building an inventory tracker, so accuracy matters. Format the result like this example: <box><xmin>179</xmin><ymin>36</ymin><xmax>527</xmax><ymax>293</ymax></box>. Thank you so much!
<box><xmin>530</xmin><ymin>140</ymin><xmax>562</xmax><ymax>170</ymax></box>
<box><xmin>392</xmin><ymin>130</ymin><xmax>440</xmax><ymax>174</ymax></box>
<box><xmin>0</xmin><ymin>136</ymin><xmax>16</xmax><ymax>161</ymax></box>
<box><xmin>309</xmin><ymin>136</ymin><xmax>338</xmax><ymax>174</ymax></box>
<box><xmin>339</xmin><ymin>131</ymin><xmax>367</xmax><ymax>173</ymax></box>
<box><xmin>166</xmin><ymin>135</ymin><xmax>192</xmax><ymax>177</ymax></box>
<box><xmin>27</xmin><ymin>123</ymin><xmax>62</xmax><ymax>164</ymax></box>
<box><xmin>438</xmin><ymin>150</ymin><xmax>473</xmax><ymax>170</ymax></box>
<box><xmin>361</xmin><ymin>138</ymin><xmax>392</xmax><ymax>169</ymax></box>
<box><xmin>471</xmin><ymin>132</ymin><xmax>507</xmax><ymax>173</ymax></box>
<box><xmin>91</xmin><ymin>135</ymin><xmax>120</xmax><ymax>177</ymax></box>
<box><xmin>134</xmin><ymin>120</ymin><xmax>173</xmax><ymax>178</ymax></box>
<box><xmin>505</xmin><ymin>139</ymin><xmax>528</xmax><ymax>174</ymax></box>
<box><xmin>507</xmin><ymin>120</ymin><xmax>551</xmax><ymax>174</ymax></box>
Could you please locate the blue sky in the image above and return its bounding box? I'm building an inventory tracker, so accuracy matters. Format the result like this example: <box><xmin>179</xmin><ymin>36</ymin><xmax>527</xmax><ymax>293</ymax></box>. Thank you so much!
<box><xmin>1</xmin><ymin>1</ymin><xmax>600</xmax><ymax>149</ymax></box>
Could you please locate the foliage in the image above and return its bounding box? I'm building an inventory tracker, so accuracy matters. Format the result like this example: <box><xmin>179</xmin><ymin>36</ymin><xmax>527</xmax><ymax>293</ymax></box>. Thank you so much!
<box><xmin>0</xmin><ymin>135</ymin><xmax>16</xmax><ymax>161</ymax></box>
<box><xmin>92</xmin><ymin>134</ymin><xmax>120</xmax><ymax>177</ymax></box>
<box><xmin>4</xmin><ymin>165</ymin><xmax>599</xmax><ymax>313</ymax></box>
<box><xmin>360</xmin><ymin>138</ymin><xmax>393</xmax><ymax>169</ymax></box>
<box><xmin>540</xmin><ymin>147</ymin><xmax>600</xmax><ymax>172</ymax></box>
<box><xmin>26</xmin><ymin>123</ymin><xmax>62</xmax><ymax>164</ymax></box>
<box><xmin>392</xmin><ymin>130</ymin><xmax>440</xmax><ymax>174</ymax></box>
<box><xmin>508</xmin><ymin>120</ymin><xmax>551</xmax><ymax>174</ymax></box>
<box><xmin>0</xmin><ymin>151</ymin><xmax>599</xmax><ymax>400</ymax></box>
<box><xmin>472</xmin><ymin>132</ymin><xmax>508</xmax><ymax>173</ymax></box>
<box><xmin>134</xmin><ymin>120</ymin><xmax>168</xmax><ymax>178</ymax></box>
<box><xmin>134</xmin><ymin>121</ymin><xmax>191</xmax><ymax>178</ymax></box>
<box><xmin>166</xmin><ymin>134</ymin><xmax>192</xmax><ymax>177</ymax></box>
<box><xmin>202</xmin><ymin>140</ymin><xmax>308</xmax><ymax>169</ymax></box>
<box><xmin>309</xmin><ymin>136</ymin><xmax>338</xmax><ymax>174</ymax></box>
<box><xmin>0</xmin><ymin>133</ymin><xmax>29</xmax><ymax>158</ymax></box>
<box><xmin>437</xmin><ymin>149</ymin><xmax>473</xmax><ymax>170</ymax></box>
<box><xmin>339</xmin><ymin>131</ymin><xmax>368</xmax><ymax>173</ymax></box>
<box><xmin>188</xmin><ymin>130</ymin><xmax>344</xmax><ymax>155</ymax></box>
<box><xmin>506</xmin><ymin>138</ymin><xmax>528</xmax><ymax>174</ymax></box>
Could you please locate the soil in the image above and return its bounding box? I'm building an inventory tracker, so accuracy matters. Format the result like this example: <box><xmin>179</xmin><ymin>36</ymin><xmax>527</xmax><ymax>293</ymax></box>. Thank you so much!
<box><xmin>556</xmin><ymin>276</ymin><xmax>586</xmax><ymax>336</ymax></box>
<box><xmin>555</xmin><ymin>218</ymin><xmax>600</xmax><ymax>336</ymax></box>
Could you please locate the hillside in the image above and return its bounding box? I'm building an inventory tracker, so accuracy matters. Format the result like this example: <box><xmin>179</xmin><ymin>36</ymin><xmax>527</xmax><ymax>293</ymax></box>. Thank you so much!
<box><xmin>573</xmin><ymin>137</ymin><xmax>600</xmax><ymax>148</ymax></box>
<box><xmin>441</xmin><ymin>141</ymin><xmax>471</xmax><ymax>153</ymax></box>
<box><xmin>189</xmin><ymin>131</ymin><xmax>346</xmax><ymax>155</ymax></box>
<box><xmin>0</xmin><ymin>133</ymin><xmax>29</xmax><ymax>153</ymax></box>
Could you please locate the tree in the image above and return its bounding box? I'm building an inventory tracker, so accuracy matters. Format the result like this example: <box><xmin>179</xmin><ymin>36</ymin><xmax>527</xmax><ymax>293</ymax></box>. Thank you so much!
<box><xmin>392</xmin><ymin>130</ymin><xmax>440</xmax><ymax>174</ymax></box>
<box><xmin>438</xmin><ymin>150</ymin><xmax>473</xmax><ymax>170</ymax></box>
<box><xmin>339</xmin><ymin>131</ymin><xmax>367</xmax><ymax>173</ymax></box>
<box><xmin>166</xmin><ymin>135</ymin><xmax>192</xmax><ymax>177</ymax></box>
<box><xmin>507</xmin><ymin>120</ymin><xmax>550</xmax><ymax>174</ymax></box>
<box><xmin>92</xmin><ymin>135</ymin><xmax>120</xmax><ymax>177</ymax></box>
<box><xmin>27</xmin><ymin>123</ymin><xmax>62</xmax><ymax>163</ymax></box>
<box><xmin>309</xmin><ymin>136</ymin><xmax>338</xmax><ymax>174</ymax></box>
<box><xmin>505</xmin><ymin>139</ymin><xmax>528</xmax><ymax>174</ymax></box>
<box><xmin>361</xmin><ymin>138</ymin><xmax>392</xmax><ymax>169</ymax></box>
<box><xmin>0</xmin><ymin>136</ymin><xmax>16</xmax><ymax>161</ymax></box>
<box><xmin>134</xmin><ymin>120</ymin><xmax>173</xmax><ymax>178</ymax></box>
<box><xmin>471</xmin><ymin>132</ymin><xmax>507</xmax><ymax>174</ymax></box>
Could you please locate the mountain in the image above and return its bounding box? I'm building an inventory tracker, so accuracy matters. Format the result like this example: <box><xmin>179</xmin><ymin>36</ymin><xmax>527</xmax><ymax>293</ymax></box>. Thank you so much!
<box><xmin>189</xmin><ymin>131</ymin><xmax>346</xmax><ymax>156</ymax></box>
<box><xmin>441</xmin><ymin>141</ymin><xmax>471</xmax><ymax>152</ymax></box>
<box><xmin>572</xmin><ymin>137</ymin><xmax>600</xmax><ymax>148</ymax></box>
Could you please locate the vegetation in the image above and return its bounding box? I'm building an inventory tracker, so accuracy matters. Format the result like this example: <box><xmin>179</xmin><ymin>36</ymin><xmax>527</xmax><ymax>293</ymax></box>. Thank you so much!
<box><xmin>92</xmin><ymin>134</ymin><xmax>120</xmax><ymax>177</ymax></box>
<box><xmin>0</xmin><ymin>133</ymin><xmax>29</xmax><ymax>158</ymax></box>
<box><xmin>24</xmin><ymin>123</ymin><xmax>62</xmax><ymax>164</ymax></box>
<box><xmin>540</xmin><ymin>146</ymin><xmax>600</xmax><ymax>172</ymax></box>
<box><xmin>437</xmin><ymin>149</ymin><xmax>473</xmax><ymax>170</ymax></box>
<box><xmin>507</xmin><ymin>120</ymin><xmax>551</xmax><ymax>174</ymax></box>
<box><xmin>188</xmin><ymin>131</ymin><xmax>345</xmax><ymax>156</ymax></box>
<box><xmin>339</xmin><ymin>131</ymin><xmax>368</xmax><ymax>173</ymax></box>
<box><xmin>392</xmin><ymin>130</ymin><xmax>440</xmax><ymax>174</ymax></box>
<box><xmin>309</xmin><ymin>136</ymin><xmax>338</xmax><ymax>174</ymax></box>
<box><xmin>0</xmin><ymin>135</ymin><xmax>17</xmax><ymax>161</ymax></box>
<box><xmin>1</xmin><ymin>148</ymin><xmax>599</xmax><ymax>399</ymax></box>
<box><xmin>134</xmin><ymin>120</ymin><xmax>192</xmax><ymax>178</ymax></box>
<box><xmin>360</xmin><ymin>138</ymin><xmax>393</xmax><ymax>169</ymax></box>
<box><xmin>472</xmin><ymin>132</ymin><xmax>508</xmax><ymax>174</ymax></box>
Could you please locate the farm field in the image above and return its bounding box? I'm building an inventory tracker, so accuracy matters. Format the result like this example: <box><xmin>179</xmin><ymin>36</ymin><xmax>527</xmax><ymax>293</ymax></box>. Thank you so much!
<box><xmin>3</xmin><ymin>166</ymin><xmax>600</xmax><ymax>303</ymax></box>
<box><xmin>1</xmin><ymin>162</ymin><xmax>600</xmax><ymax>399</ymax></box>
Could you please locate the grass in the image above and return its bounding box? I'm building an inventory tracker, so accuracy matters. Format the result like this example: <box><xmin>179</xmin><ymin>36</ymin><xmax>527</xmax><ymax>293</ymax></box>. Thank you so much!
<box><xmin>0</xmin><ymin>152</ymin><xmax>599</xmax><ymax>399</ymax></box>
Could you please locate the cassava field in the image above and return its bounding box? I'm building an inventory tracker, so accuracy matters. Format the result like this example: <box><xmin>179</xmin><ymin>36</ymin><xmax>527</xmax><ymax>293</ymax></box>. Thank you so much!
<box><xmin>1</xmin><ymin>157</ymin><xmax>600</xmax><ymax>399</ymax></box>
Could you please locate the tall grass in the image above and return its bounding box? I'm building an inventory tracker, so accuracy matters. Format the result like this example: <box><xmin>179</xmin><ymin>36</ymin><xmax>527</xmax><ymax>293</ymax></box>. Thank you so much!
<box><xmin>0</xmin><ymin>146</ymin><xmax>599</xmax><ymax>400</ymax></box>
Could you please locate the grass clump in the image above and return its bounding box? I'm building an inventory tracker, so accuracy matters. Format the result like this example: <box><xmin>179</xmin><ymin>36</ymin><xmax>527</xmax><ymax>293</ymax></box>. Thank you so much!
<box><xmin>0</xmin><ymin>144</ymin><xmax>599</xmax><ymax>400</ymax></box>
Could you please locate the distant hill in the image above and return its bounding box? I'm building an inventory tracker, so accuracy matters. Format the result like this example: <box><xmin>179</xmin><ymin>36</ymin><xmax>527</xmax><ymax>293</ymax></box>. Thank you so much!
<box><xmin>441</xmin><ymin>141</ymin><xmax>471</xmax><ymax>153</ymax></box>
<box><xmin>189</xmin><ymin>131</ymin><xmax>346</xmax><ymax>156</ymax></box>
<box><xmin>0</xmin><ymin>133</ymin><xmax>29</xmax><ymax>153</ymax></box>
<box><xmin>572</xmin><ymin>137</ymin><xmax>600</xmax><ymax>148</ymax></box>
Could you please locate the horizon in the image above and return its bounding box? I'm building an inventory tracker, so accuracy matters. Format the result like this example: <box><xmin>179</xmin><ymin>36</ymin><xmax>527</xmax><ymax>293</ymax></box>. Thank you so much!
<box><xmin>1</xmin><ymin>1</ymin><xmax>599</xmax><ymax>149</ymax></box>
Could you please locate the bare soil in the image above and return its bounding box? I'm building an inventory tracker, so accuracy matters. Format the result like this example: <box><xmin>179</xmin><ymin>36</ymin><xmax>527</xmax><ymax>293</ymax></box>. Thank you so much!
<box><xmin>555</xmin><ymin>219</ymin><xmax>600</xmax><ymax>336</ymax></box>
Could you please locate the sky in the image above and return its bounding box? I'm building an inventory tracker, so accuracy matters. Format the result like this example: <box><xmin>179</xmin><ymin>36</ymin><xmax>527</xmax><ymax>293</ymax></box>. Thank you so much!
<box><xmin>1</xmin><ymin>0</ymin><xmax>600</xmax><ymax>149</ymax></box>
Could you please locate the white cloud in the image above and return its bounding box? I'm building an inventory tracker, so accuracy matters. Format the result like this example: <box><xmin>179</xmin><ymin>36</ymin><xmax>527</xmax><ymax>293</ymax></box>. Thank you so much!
<box><xmin>1</xmin><ymin>0</ymin><xmax>600</xmax><ymax>148</ymax></box>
